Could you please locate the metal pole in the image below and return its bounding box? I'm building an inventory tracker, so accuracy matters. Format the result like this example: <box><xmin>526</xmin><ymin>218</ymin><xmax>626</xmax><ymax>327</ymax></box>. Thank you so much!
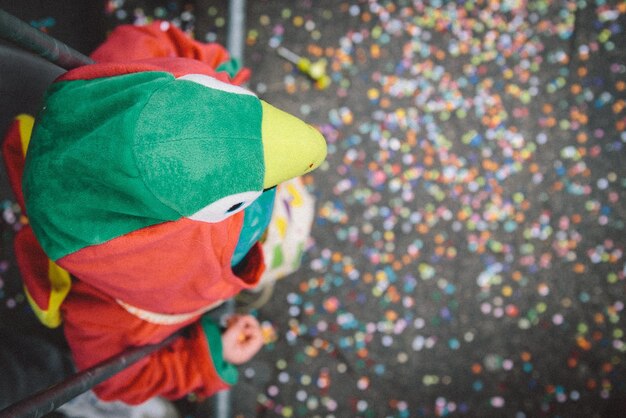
<box><xmin>0</xmin><ymin>9</ymin><xmax>93</xmax><ymax>69</ymax></box>
<box><xmin>0</xmin><ymin>332</ymin><xmax>181</xmax><ymax>418</ymax></box>
<box><xmin>226</xmin><ymin>0</ymin><xmax>246</xmax><ymax>63</ymax></box>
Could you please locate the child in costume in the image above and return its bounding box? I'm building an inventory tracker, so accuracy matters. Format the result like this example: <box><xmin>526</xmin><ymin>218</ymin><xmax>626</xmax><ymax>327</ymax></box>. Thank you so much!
<box><xmin>2</xmin><ymin>22</ymin><xmax>326</xmax><ymax>405</ymax></box>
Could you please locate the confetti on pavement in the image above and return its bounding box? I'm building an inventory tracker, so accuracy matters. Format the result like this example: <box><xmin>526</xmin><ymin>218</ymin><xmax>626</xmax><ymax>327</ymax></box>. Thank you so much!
<box><xmin>1</xmin><ymin>1</ymin><xmax>625</xmax><ymax>417</ymax></box>
<box><xmin>243</xmin><ymin>1</ymin><xmax>626</xmax><ymax>417</ymax></box>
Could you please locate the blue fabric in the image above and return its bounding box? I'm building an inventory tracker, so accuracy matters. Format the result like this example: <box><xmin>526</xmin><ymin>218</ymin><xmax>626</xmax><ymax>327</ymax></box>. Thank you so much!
<box><xmin>231</xmin><ymin>188</ymin><xmax>276</xmax><ymax>266</ymax></box>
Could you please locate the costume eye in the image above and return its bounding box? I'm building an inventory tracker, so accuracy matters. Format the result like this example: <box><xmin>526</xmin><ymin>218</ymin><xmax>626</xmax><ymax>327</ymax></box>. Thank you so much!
<box><xmin>227</xmin><ymin>202</ymin><xmax>245</xmax><ymax>213</ymax></box>
<box><xmin>187</xmin><ymin>191</ymin><xmax>262</xmax><ymax>223</ymax></box>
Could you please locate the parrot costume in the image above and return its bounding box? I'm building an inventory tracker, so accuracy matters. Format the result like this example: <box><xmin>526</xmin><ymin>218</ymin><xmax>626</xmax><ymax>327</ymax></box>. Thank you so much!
<box><xmin>1</xmin><ymin>22</ymin><xmax>326</xmax><ymax>404</ymax></box>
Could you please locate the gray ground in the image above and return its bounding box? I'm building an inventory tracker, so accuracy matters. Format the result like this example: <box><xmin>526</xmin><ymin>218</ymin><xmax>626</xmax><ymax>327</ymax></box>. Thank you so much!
<box><xmin>1</xmin><ymin>1</ymin><xmax>625</xmax><ymax>417</ymax></box>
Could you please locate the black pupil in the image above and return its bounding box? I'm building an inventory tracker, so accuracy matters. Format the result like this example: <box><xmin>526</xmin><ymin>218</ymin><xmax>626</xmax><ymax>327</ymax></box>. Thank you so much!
<box><xmin>226</xmin><ymin>202</ymin><xmax>244</xmax><ymax>213</ymax></box>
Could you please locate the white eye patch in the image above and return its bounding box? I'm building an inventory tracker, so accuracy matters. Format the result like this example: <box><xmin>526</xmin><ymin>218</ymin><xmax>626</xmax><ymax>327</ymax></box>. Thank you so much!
<box><xmin>187</xmin><ymin>191</ymin><xmax>262</xmax><ymax>223</ymax></box>
<box><xmin>177</xmin><ymin>74</ymin><xmax>257</xmax><ymax>97</ymax></box>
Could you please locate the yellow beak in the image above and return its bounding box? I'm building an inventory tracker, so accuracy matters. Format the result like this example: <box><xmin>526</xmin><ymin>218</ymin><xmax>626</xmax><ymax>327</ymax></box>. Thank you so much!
<box><xmin>261</xmin><ymin>101</ymin><xmax>327</xmax><ymax>189</ymax></box>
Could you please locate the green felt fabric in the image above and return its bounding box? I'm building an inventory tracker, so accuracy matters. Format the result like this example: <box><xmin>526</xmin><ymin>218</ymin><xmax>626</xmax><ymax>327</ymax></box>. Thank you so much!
<box><xmin>23</xmin><ymin>71</ymin><xmax>265</xmax><ymax>260</ymax></box>
<box><xmin>216</xmin><ymin>59</ymin><xmax>242</xmax><ymax>78</ymax></box>
<box><xmin>135</xmin><ymin>77</ymin><xmax>264</xmax><ymax>216</ymax></box>
<box><xmin>200</xmin><ymin>315</ymin><xmax>239</xmax><ymax>385</ymax></box>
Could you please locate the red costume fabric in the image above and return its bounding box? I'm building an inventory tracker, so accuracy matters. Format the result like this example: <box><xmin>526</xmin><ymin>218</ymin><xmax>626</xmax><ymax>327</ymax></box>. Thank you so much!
<box><xmin>5</xmin><ymin>22</ymin><xmax>262</xmax><ymax>404</ymax></box>
<box><xmin>90</xmin><ymin>21</ymin><xmax>250</xmax><ymax>84</ymax></box>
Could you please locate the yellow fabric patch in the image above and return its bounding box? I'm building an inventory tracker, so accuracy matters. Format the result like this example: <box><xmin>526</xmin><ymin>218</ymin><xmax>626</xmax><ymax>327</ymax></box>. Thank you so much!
<box><xmin>46</xmin><ymin>261</ymin><xmax>71</xmax><ymax>328</ymax></box>
<box><xmin>287</xmin><ymin>182</ymin><xmax>304</xmax><ymax>207</ymax></box>
<box><xmin>260</xmin><ymin>101</ymin><xmax>327</xmax><ymax>188</ymax></box>
<box><xmin>14</xmin><ymin>114</ymin><xmax>72</xmax><ymax>328</ymax></box>
<box><xmin>24</xmin><ymin>260</ymin><xmax>71</xmax><ymax>328</ymax></box>
<box><xmin>276</xmin><ymin>217</ymin><xmax>288</xmax><ymax>238</ymax></box>
<box><xmin>16</xmin><ymin>114</ymin><xmax>35</xmax><ymax>157</ymax></box>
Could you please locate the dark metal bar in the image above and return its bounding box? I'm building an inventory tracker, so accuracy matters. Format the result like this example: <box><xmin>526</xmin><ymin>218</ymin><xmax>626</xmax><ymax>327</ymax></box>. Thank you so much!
<box><xmin>0</xmin><ymin>9</ymin><xmax>94</xmax><ymax>69</ymax></box>
<box><xmin>0</xmin><ymin>332</ymin><xmax>181</xmax><ymax>418</ymax></box>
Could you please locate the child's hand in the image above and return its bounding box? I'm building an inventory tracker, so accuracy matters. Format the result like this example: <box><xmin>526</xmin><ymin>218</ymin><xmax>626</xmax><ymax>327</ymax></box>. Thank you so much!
<box><xmin>221</xmin><ymin>314</ymin><xmax>264</xmax><ymax>365</ymax></box>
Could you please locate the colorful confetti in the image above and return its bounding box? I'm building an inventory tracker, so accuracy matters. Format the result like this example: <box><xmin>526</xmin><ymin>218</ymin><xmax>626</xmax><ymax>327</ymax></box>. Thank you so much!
<box><xmin>1</xmin><ymin>1</ymin><xmax>625</xmax><ymax>417</ymax></box>
<box><xmin>244</xmin><ymin>1</ymin><xmax>626</xmax><ymax>417</ymax></box>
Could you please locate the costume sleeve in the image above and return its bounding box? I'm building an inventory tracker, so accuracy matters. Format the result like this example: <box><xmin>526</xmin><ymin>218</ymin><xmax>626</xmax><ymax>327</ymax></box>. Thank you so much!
<box><xmin>201</xmin><ymin>317</ymin><xmax>238</xmax><ymax>385</ymax></box>
<box><xmin>61</xmin><ymin>281</ymin><xmax>231</xmax><ymax>405</ymax></box>
<box><xmin>89</xmin><ymin>21</ymin><xmax>250</xmax><ymax>83</ymax></box>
